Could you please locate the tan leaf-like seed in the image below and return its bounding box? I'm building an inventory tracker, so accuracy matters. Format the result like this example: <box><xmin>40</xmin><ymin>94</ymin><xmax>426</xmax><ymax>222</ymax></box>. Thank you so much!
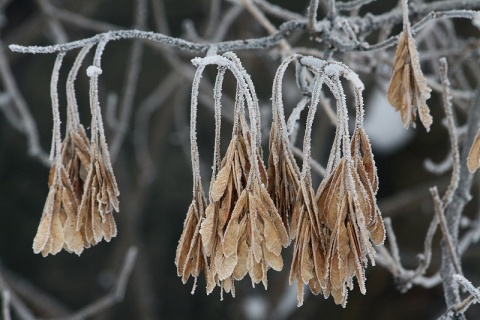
<box><xmin>467</xmin><ymin>129</ymin><xmax>480</xmax><ymax>173</ymax></box>
<box><xmin>387</xmin><ymin>26</ymin><xmax>432</xmax><ymax>131</ymax></box>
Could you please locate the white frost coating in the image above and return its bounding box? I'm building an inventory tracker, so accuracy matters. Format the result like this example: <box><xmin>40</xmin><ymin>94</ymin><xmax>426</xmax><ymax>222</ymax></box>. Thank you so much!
<box><xmin>343</xmin><ymin>69</ymin><xmax>364</xmax><ymax>91</ymax></box>
<box><xmin>86</xmin><ymin>65</ymin><xmax>103</xmax><ymax>77</ymax></box>
<box><xmin>454</xmin><ymin>274</ymin><xmax>480</xmax><ymax>303</ymax></box>
<box><xmin>324</xmin><ymin>63</ymin><xmax>365</xmax><ymax>91</ymax></box>
<box><xmin>286</xmin><ymin>98</ymin><xmax>308</xmax><ymax>136</ymax></box>
<box><xmin>473</xmin><ymin>12</ymin><xmax>480</xmax><ymax>29</ymax></box>
<box><xmin>324</xmin><ymin>63</ymin><xmax>345</xmax><ymax>77</ymax></box>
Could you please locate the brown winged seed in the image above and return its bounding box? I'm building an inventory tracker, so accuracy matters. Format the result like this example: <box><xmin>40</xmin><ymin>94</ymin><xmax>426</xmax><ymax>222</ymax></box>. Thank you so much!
<box><xmin>289</xmin><ymin>178</ymin><xmax>328</xmax><ymax>307</ymax></box>
<box><xmin>33</xmin><ymin>164</ymin><xmax>84</xmax><ymax>256</ymax></box>
<box><xmin>467</xmin><ymin>128</ymin><xmax>480</xmax><ymax>173</ymax></box>
<box><xmin>267</xmin><ymin>121</ymin><xmax>301</xmax><ymax>235</ymax></box>
<box><xmin>33</xmin><ymin>125</ymin><xmax>95</xmax><ymax>256</ymax></box>
<box><xmin>200</xmin><ymin>128</ymin><xmax>288</xmax><ymax>297</ymax></box>
<box><xmin>317</xmin><ymin>148</ymin><xmax>384</xmax><ymax>306</ymax></box>
<box><xmin>387</xmin><ymin>23</ymin><xmax>432</xmax><ymax>131</ymax></box>
<box><xmin>62</xmin><ymin>125</ymin><xmax>91</xmax><ymax>200</ymax></box>
<box><xmin>175</xmin><ymin>189</ymin><xmax>208</xmax><ymax>293</ymax></box>
<box><xmin>77</xmin><ymin>140</ymin><xmax>119</xmax><ymax>248</ymax></box>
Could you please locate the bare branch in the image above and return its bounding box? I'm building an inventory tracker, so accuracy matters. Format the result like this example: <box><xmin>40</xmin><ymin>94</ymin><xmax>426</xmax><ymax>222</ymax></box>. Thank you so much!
<box><xmin>2</xmin><ymin>290</ymin><xmax>11</xmax><ymax>320</ymax></box>
<box><xmin>452</xmin><ymin>274</ymin><xmax>480</xmax><ymax>314</ymax></box>
<box><xmin>52</xmin><ymin>246</ymin><xmax>138</xmax><ymax>320</ymax></box>
<box><xmin>336</xmin><ymin>0</ymin><xmax>376</xmax><ymax>11</ymax></box>
<box><xmin>0</xmin><ymin>41</ymin><xmax>50</xmax><ymax>165</ymax></box>
<box><xmin>431</xmin><ymin>187</ymin><xmax>462</xmax><ymax>276</ymax></box>
<box><xmin>0</xmin><ymin>270</ymin><xmax>35</xmax><ymax>320</ymax></box>
<box><xmin>109</xmin><ymin>0</ymin><xmax>147</xmax><ymax>162</ymax></box>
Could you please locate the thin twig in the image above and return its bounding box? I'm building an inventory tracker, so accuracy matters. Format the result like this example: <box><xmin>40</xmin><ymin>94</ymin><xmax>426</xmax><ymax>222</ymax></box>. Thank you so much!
<box><xmin>0</xmin><ymin>270</ymin><xmax>35</xmax><ymax>320</ymax></box>
<box><xmin>133</xmin><ymin>71</ymin><xmax>182</xmax><ymax>185</ymax></box>
<box><xmin>452</xmin><ymin>274</ymin><xmax>480</xmax><ymax>314</ymax></box>
<box><xmin>431</xmin><ymin>187</ymin><xmax>463</xmax><ymax>276</ymax></box>
<box><xmin>247</xmin><ymin>0</ymin><xmax>304</xmax><ymax>21</ymax></box>
<box><xmin>9</xmin><ymin>28</ymin><xmax>288</xmax><ymax>54</ymax></box>
<box><xmin>307</xmin><ymin>0</ymin><xmax>319</xmax><ymax>33</ymax></box>
<box><xmin>210</xmin><ymin>4</ymin><xmax>244</xmax><ymax>43</ymax></box>
<box><xmin>203</xmin><ymin>0</ymin><xmax>222</xmax><ymax>39</ymax></box>
<box><xmin>439</xmin><ymin>57</ymin><xmax>460</xmax><ymax>205</ymax></box>
<box><xmin>53</xmin><ymin>246</ymin><xmax>138</xmax><ymax>320</ymax></box>
<box><xmin>2</xmin><ymin>290</ymin><xmax>11</xmax><ymax>320</ymax></box>
<box><xmin>1</xmin><ymin>267</ymin><xmax>70</xmax><ymax>317</ymax></box>
<box><xmin>36</xmin><ymin>0</ymin><xmax>68</xmax><ymax>44</ymax></box>
<box><xmin>439</xmin><ymin>86</ymin><xmax>480</xmax><ymax>314</ymax></box>
<box><xmin>109</xmin><ymin>0</ymin><xmax>147</xmax><ymax>162</ymax></box>
<box><xmin>290</xmin><ymin>143</ymin><xmax>326</xmax><ymax>177</ymax></box>
<box><xmin>49</xmin><ymin>6</ymin><xmax>120</xmax><ymax>32</ymax></box>
<box><xmin>336</xmin><ymin>0</ymin><xmax>376</xmax><ymax>11</ymax></box>
<box><xmin>384</xmin><ymin>217</ymin><xmax>404</xmax><ymax>272</ymax></box>
<box><xmin>0</xmin><ymin>41</ymin><xmax>50</xmax><ymax>165</ymax></box>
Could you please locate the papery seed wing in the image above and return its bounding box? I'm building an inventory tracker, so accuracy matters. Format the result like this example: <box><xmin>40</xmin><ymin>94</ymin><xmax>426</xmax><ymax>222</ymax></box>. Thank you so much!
<box><xmin>369</xmin><ymin>207</ymin><xmax>385</xmax><ymax>246</ymax></box>
<box><xmin>331</xmin><ymin>286</ymin><xmax>347</xmax><ymax>306</ymax></box>
<box><xmin>347</xmin><ymin>222</ymin><xmax>366</xmax><ymax>294</ymax></box>
<box><xmin>181</xmin><ymin>218</ymin><xmax>203</xmax><ymax>284</ymax></box>
<box><xmin>338</xmin><ymin>224</ymin><xmax>350</xmax><ymax>257</ymax></box>
<box><xmin>329</xmin><ymin>241</ymin><xmax>347</xmax><ymax>291</ymax></box>
<box><xmin>62</xmin><ymin>188</ymin><xmax>84</xmax><ymax>255</ymax></box>
<box><xmin>219</xmin><ymin>179</ymin><xmax>233</xmax><ymax>225</ymax></box>
<box><xmin>33</xmin><ymin>188</ymin><xmax>56</xmax><ymax>254</ymax></box>
<box><xmin>233</xmin><ymin>234</ymin><xmax>249</xmax><ymax>280</ymax></box>
<box><xmin>267</xmin><ymin>125</ymin><xmax>279</xmax><ymax>197</ymax></box>
<box><xmin>415</xmin><ymin>86</ymin><xmax>433</xmax><ymax>131</ymax></box>
<box><xmin>311</xmin><ymin>228</ymin><xmax>327</xmax><ymax>286</ymax></box>
<box><xmin>199</xmin><ymin>204</ymin><xmax>216</xmax><ymax>257</ymax></box>
<box><xmin>309</xmin><ymin>276</ymin><xmax>322</xmax><ymax>296</ymax></box>
<box><xmin>354</xmin><ymin>128</ymin><xmax>378</xmax><ymax>192</ymax></box>
<box><xmin>50</xmin><ymin>211</ymin><xmax>65</xmax><ymax>255</ymax></box>
<box><xmin>300</xmin><ymin>222</ymin><xmax>314</xmax><ymax>282</ymax></box>
<box><xmin>296</xmin><ymin>275</ymin><xmax>305</xmax><ymax>307</ymax></box>
<box><xmin>290</xmin><ymin>187</ymin><xmax>304</xmax><ymax>240</ymax></box>
<box><xmin>77</xmin><ymin>164</ymin><xmax>95</xmax><ymax>231</ymax></box>
<box><xmin>318</xmin><ymin>160</ymin><xmax>345</xmax><ymax>230</ymax></box>
<box><xmin>223</xmin><ymin>218</ymin><xmax>240</xmax><ymax>258</ymax></box>
<box><xmin>90</xmin><ymin>175</ymin><xmax>103</xmax><ymax>243</ymax></box>
<box><xmin>218</xmin><ymin>253</ymin><xmax>237</xmax><ymax>281</ymax></box>
<box><xmin>388</xmin><ymin>31</ymin><xmax>410</xmax><ymax>114</ymax></box>
<box><xmin>41</xmin><ymin>235</ymin><xmax>53</xmax><ymax>257</ymax></box>
<box><xmin>251</xmin><ymin>259</ymin><xmax>263</xmax><ymax>285</ymax></box>
<box><xmin>468</xmin><ymin>129</ymin><xmax>480</xmax><ymax>173</ymax></box>
<box><xmin>48</xmin><ymin>165</ymin><xmax>57</xmax><ymax>188</ymax></box>
<box><xmin>264</xmin><ymin>243</ymin><xmax>283</xmax><ymax>271</ymax></box>
<box><xmin>407</xmin><ymin>29</ymin><xmax>432</xmax><ymax>131</ymax></box>
<box><xmin>353</xmin><ymin>167</ymin><xmax>374</xmax><ymax>225</ymax></box>
<box><xmin>259</xmin><ymin>185</ymin><xmax>289</xmax><ymax>247</ymax></box>
<box><xmin>211</xmin><ymin>163</ymin><xmax>231</xmax><ymax>202</ymax></box>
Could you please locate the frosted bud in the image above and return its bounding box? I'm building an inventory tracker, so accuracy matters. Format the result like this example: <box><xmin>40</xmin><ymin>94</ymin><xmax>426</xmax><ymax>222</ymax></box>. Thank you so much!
<box><xmin>86</xmin><ymin>65</ymin><xmax>102</xmax><ymax>77</ymax></box>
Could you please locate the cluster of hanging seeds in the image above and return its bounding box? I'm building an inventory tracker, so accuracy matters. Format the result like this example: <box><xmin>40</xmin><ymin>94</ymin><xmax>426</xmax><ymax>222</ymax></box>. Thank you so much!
<box><xmin>176</xmin><ymin>52</ymin><xmax>385</xmax><ymax>307</ymax></box>
<box><xmin>33</xmin><ymin>42</ymin><xmax>119</xmax><ymax>257</ymax></box>
<box><xmin>387</xmin><ymin>0</ymin><xmax>432</xmax><ymax>131</ymax></box>
<box><xmin>176</xmin><ymin>52</ymin><xmax>289</xmax><ymax>298</ymax></box>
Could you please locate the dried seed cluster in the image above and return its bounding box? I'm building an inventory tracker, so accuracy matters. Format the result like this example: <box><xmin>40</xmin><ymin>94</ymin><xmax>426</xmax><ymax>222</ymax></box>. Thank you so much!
<box><xmin>387</xmin><ymin>0</ymin><xmax>432</xmax><ymax>131</ymax></box>
<box><xmin>176</xmin><ymin>53</ymin><xmax>385</xmax><ymax>307</ymax></box>
<box><xmin>33</xmin><ymin>46</ymin><xmax>119</xmax><ymax>257</ymax></box>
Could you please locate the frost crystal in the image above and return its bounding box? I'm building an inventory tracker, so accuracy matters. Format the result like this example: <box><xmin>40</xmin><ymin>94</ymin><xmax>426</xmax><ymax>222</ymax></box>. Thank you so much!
<box><xmin>86</xmin><ymin>65</ymin><xmax>102</xmax><ymax>77</ymax></box>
